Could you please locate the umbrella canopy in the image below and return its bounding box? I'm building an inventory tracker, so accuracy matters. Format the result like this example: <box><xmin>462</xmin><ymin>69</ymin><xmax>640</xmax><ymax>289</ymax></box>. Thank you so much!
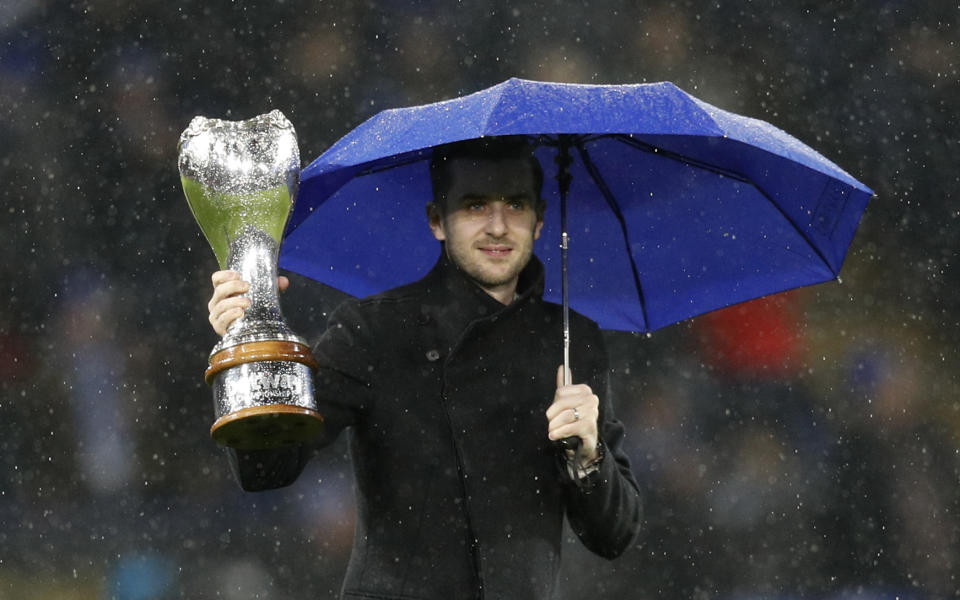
<box><xmin>280</xmin><ymin>78</ymin><xmax>873</xmax><ymax>333</ymax></box>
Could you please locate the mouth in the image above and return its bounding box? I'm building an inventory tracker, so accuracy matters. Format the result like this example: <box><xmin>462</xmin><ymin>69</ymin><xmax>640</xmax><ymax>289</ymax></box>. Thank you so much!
<box><xmin>479</xmin><ymin>245</ymin><xmax>512</xmax><ymax>257</ymax></box>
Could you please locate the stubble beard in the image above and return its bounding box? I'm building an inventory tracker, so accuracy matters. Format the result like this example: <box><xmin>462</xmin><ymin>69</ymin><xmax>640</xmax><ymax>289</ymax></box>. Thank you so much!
<box><xmin>447</xmin><ymin>237</ymin><xmax>534</xmax><ymax>290</ymax></box>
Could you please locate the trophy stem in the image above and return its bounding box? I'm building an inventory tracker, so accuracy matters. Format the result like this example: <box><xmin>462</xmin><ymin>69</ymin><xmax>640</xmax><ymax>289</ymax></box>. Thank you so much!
<box><xmin>217</xmin><ymin>226</ymin><xmax>301</xmax><ymax>350</ymax></box>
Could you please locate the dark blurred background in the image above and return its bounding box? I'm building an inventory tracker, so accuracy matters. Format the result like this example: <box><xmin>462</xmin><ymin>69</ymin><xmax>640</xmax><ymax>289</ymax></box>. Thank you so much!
<box><xmin>1</xmin><ymin>1</ymin><xmax>957</xmax><ymax>598</ymax></box>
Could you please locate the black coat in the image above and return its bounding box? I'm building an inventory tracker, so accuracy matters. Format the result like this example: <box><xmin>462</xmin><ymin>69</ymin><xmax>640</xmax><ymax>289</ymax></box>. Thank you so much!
<box><xmin>233</xmin><ymin>254</ymin><xmax>642</xmax><ymax>599</ymax></box>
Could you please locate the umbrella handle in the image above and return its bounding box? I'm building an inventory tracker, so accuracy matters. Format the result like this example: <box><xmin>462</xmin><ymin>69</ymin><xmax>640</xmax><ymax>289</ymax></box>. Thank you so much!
<box><xmin>556</xmin><ymin>362</ymin><xmax>581</xmax><ymax>453</ymax></box>
<box><xmin>556</xmin><ymin>353</ymin><xmax>581</xmax><ymax>454</ymax></box>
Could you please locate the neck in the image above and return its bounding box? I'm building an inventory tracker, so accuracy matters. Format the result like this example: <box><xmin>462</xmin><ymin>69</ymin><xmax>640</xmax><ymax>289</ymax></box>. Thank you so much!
<box><xmin>478</xmin><ymin>281</ymin><xmax>518</xmax><ymax>305</ymax></box>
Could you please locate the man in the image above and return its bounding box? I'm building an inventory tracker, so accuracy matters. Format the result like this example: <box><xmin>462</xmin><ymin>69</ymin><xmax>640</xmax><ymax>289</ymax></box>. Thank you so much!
<box><xmin>207</xmin><ymin>137</ymin><xmax>642</xmax><ymax>599</ymax></box>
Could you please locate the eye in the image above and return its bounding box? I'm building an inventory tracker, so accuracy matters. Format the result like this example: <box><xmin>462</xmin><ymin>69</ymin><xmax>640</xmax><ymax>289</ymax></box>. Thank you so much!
<box><xmin>507</xmin><ymin>197</ymin><xmax>531</xmax><ymax>211</ymax></box>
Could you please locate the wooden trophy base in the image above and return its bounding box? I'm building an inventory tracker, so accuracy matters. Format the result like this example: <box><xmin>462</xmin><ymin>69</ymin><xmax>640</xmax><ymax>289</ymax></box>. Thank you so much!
<box><xmin>210</xmin><ymin>404</ymin><xmax>325</xmax><ymax>450</ymax></box>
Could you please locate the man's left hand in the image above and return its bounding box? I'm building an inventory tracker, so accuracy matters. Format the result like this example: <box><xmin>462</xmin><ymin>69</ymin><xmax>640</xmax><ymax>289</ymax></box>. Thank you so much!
<box><xmin>546</xmin><ymin>366</ymin><xmax>600</xmax><ymax>464</ymax></box>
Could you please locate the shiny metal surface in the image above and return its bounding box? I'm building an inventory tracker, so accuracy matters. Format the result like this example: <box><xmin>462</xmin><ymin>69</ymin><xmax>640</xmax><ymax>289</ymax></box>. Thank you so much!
<box><xmin>177</xmin><ymin>110</ymin><xmax>322</xmax><ymax>448</ymax></box>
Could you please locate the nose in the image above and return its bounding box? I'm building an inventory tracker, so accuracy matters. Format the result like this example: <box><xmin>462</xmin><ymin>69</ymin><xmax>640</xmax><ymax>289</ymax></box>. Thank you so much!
<box><xmin>485</xmin><ymin>202</ymin><xmax>508</xmax><ymax>236</ymax></box>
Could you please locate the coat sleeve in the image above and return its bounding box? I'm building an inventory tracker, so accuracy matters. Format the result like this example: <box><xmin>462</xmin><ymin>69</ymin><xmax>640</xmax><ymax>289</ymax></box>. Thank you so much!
<box><xmin>561</xmin><ymin>322</ymin><xmax>643</xmax><ymax>558</ymax></box>
<box><xmin>228</xmin><ymin>299</ymin><xmax>376</xmax><ymax>491</ymax></box>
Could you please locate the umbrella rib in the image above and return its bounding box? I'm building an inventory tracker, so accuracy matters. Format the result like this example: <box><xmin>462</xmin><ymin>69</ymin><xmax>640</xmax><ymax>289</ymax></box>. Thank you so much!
<box><xmin>613</xmin><ymin>134</ymin><xmax>752</xmax><ymax>183</ymax></box>
<box><xmin>613</xmin><ymin>134</ymin><xmax>838</xmax><ymax>277</ymax></box>
<box><xmin>754</xmin><ymin>177</ymin><xmax>839</xmax><ymax>276</ymax></box>
<box><xmin>575</xmin><ymin>142</ymin><xmax>651</xmax><ymax>331</ymax></box>
<box><xmin>356</xmin><ymin>152</ymin><xmax>429</xmax><ymax>177</ymax></box>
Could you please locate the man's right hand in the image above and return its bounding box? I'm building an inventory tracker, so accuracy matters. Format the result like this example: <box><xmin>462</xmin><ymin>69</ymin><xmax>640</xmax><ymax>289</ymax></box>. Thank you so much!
<box><xmin>207</xmin><ymin>270</ymin><xmax>289</xmax><ymax>336</ymax></box>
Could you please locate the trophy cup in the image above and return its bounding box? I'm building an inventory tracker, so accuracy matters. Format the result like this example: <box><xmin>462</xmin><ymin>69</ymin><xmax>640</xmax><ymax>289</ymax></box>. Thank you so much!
<box><xmin>178</xmin><ymin>110</ymin><xmax>324</xmax><ymax>450</ymax></box>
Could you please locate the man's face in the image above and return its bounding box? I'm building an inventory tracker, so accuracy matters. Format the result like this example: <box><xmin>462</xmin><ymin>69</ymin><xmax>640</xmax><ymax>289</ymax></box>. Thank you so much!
<box><xmin>429</xmin><ymin>157</ymin><xmax>543</xmax><ymax>301</ymax></box>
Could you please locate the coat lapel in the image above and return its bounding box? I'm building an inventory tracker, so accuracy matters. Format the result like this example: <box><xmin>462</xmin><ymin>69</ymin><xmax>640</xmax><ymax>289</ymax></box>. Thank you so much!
<box><xmin>416</xmin><ymin>252</ymin><xmax>546</xmax><ymax>361</ymax></box>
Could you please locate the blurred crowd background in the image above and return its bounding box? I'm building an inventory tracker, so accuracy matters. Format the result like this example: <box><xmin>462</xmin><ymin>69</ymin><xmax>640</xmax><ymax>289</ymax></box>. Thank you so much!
<box><xmin>2</xmin><ymin>1</ymin><xmax>958</xmax><ymax>598</ymax></box>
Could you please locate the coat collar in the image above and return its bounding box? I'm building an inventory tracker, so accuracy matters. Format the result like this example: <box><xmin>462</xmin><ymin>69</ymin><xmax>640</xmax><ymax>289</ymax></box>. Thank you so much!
<box><xmin>417</xmin><ymin>250</ymin><xmax>545</xmax><ymax>350</ymax></box>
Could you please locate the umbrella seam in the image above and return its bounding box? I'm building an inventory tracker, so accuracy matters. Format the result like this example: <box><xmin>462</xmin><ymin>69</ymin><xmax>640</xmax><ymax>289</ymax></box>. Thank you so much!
<box><xmin>575</xmin><ymin>141</ymin><xmax>651</xmax><ymax>331</ymax></box>
<box><xmin>614</xmin><ymin>134</ymin><xmax>751</xmax><ymax>183</ymax></box>
<box><xmin>478</xmin><ymin>79</ymin><xmax>515</xmax><ymax>138</ymax></box>
<box><xmin>757</xmin><ymin>176</ymin><xmax>839</xmax><ymax>276</ymax></box>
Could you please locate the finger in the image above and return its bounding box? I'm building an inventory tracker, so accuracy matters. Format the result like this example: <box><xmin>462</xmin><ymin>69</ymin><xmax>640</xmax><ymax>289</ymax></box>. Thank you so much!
<box><xmin>210</xmin><ymin>272</ymin><xmax>249</xmax><ymax>306</ymax></box>
<box><xmin>211</xmin><ymin>270</ymin><xmax>241</xmax><ymax>287</ymax></box>
<box><xmin>546</xmin><ymin>386</ymin><xmax>596</xmax><ymax>420</ymax></box>
<box><xmin>208</xmin><ymin>288</ymin><xmax>250</xmax><ymax>337</ymax></box>
<box><xmin>215</xmin><ymin>278</ymin><xmax>250</xmax><ymax>300</ymax></box>
<box><xmin>548</xmin><ymin>419</ymin><xmax>597</xmax><ymax>443</ymax></box>
<box><xmin>208</xmin><ymin>279</ymin><xmax>250</xmax><ymax>312</ymax></box>
<box><xmin>564</xmin><ymin>406</ymin><xmax>581</xmax><ymax>427</ymax></box>
<box><xmin>210</xmin><ymin>296</ymin><xmax>250</xmax><ymax>323</ymax></box>
<box><xmin>210</xmin><ymin>306</ymin><xmax>246</xmax><ymax>336</ymax></box>
<box><xmin>546</xmin><ymin>395</ymin><xmax>599</xmax><ymax>422</ymax></box>
<box><xmin>551</xmin><ymin>427</ymin><xmax>599</xmax><ymax>462</ymax></box>
<box><xmin>564</xmin><ymin>403</ymin><xmax>599</xmax><ymax>425</ymax></box>
<box><xmin>210</xmin><ymin>308</ymin><xmax>243</xmax><ymax>336</ymax></box>
<box><xmin>210</xmin><ymin>295</ymin><xmax>251</xmax><ymax>320</ymax></box>
<box><xmin>556</xmin><ymin>365</ymin><xmax>574</xmax><ymax>388</ymax></box>
<box><xmin>208</xmin><ymin>272</ymin><xmax>250</xmax><ymax>336</ymax></box>
<box><xmin>546</xmin><ymin>398</ymin><xmax>573</xmax><ymax>421</ymax></box>
<box><xmin>554</xmin><ymin>383</ymin><xmax>593</xmax><ymax>399</ymax></box>
<box><xmin>548</xmin><ymin>406</ymin><xmax>598</xmax><ymax>433</ymax></box>
<box><xmin>546</xmin><ymin>395</ymin><xmax>580</xmax><ymax>420</ymax></box>
<box><xmin>278</xmin><ymin>276</ymin><xmax>290</xmax><ymax>293</ymax></box>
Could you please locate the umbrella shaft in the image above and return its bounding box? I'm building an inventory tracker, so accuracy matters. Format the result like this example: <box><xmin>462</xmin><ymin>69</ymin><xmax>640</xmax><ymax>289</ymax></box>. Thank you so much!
<box><xmin>562</xmin><ymin>231</ymin><xmax>571</xmax><ymax>386</ymax></box>
<box><xmin>559</xmin><ymin>228</ymin><xmax>578</xmax><ymax>454</ymax></box>
<box><xmin>555</xmin><ymin>136</ymin><xmax>574</xmax><ymax>387</ymax></box>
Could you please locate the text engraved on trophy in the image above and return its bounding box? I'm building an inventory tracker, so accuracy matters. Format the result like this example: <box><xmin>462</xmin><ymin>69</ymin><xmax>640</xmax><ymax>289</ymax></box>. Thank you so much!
<box><xmin>251</xmin><ymin>371</ymin><xmax>302</xmax><ymax>402</ymax></box>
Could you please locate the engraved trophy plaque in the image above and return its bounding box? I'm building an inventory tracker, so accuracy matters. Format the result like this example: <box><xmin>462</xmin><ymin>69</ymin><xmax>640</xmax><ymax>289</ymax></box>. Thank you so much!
<box><xmin>178</xmin><ymin>110</ymin><xmax>323</xmax><ymax>449</ymax></box>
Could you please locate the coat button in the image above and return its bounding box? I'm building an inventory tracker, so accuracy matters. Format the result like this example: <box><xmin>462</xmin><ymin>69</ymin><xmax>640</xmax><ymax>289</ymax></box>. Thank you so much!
<box><xmin>425</xmin><ymin>349</ymin><xmax>440</xmax><ymax>362</ymax></box>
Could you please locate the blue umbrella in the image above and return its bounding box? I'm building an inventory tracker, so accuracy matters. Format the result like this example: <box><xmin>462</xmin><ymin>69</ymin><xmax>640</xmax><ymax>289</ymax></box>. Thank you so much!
<box><xmin>280</xmin><ymin>78</ymin><xmax>872</xmax><ymax>370</ymax></box>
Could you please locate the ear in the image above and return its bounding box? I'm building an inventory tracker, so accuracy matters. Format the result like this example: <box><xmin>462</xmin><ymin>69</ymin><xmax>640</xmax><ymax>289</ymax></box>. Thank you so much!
<box><xmin>426</xmin><ymin>202</ymin><xmax>446</xmax><ymax>241</ymax></box>
<box><xmin>534</xmin><ymin>198</ymin><xmax>546</xmax><ymax>241</ymax></box>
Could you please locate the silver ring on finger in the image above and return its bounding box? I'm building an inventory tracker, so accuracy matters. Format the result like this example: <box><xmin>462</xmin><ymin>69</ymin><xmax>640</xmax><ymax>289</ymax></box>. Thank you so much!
<box><xmin>572</xmin><ymin>407</ymin><xmax>581</xmax><ymax>422</ymax></box>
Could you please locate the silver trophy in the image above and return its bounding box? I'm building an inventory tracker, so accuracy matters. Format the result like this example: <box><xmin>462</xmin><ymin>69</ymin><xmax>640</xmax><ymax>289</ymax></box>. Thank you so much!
<box><xmin>178</xmin><ymin>110</ymin><xmax>324</xmax><ymax>450</ymax></box>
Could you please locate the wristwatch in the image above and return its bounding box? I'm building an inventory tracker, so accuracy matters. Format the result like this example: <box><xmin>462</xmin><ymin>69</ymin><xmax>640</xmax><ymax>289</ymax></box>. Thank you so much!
<box><xmin>570</xmin><ymin>439</ymin><xmax>606</xmax><ymax>480</ymax></box>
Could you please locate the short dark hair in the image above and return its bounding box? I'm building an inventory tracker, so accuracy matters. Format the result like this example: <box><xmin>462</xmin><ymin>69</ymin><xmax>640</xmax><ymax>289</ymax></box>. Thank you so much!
<box><xmin>428</xmin><ymin>136</ymin><xmax>545</xmax><ymax>216</ymax></box>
